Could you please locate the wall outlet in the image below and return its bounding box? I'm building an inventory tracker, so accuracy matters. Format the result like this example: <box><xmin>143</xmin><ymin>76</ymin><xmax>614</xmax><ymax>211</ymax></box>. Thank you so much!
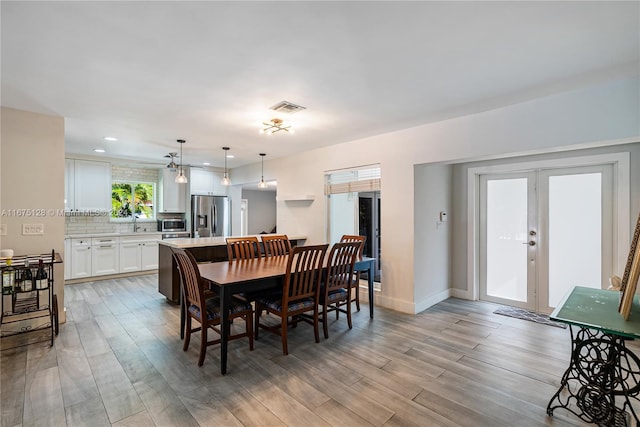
<box><xmin>0</xmin><ymin>224</ymin><xmax>6</xmax><ymax>236</ymax></box>
<box><xmin>22</xmin><ymin>223</ymin><xmax>44</xmax><ymax>235</ymax></box>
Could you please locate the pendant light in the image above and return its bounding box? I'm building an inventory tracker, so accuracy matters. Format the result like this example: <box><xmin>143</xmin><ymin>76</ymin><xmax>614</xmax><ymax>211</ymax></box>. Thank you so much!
<box><xmin>221</xmin><ymin>147</ymin><xmax>231</xmax><ymax>186</ymax></box>
<box><xmin>258</xmin><ymin>153</ymin><xmax>267</xmax><ymax>189</ymax></box>
<box><xmin>175</xmin><ymin>139</ymin><xmax>188</xmax><ymax>184</ymax></box>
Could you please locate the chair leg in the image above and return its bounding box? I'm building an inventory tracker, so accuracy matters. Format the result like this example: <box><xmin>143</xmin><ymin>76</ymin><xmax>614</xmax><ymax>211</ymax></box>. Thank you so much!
<box><xmin>183</xmin><ymin>315</ymin><xmax>192</xmax><ymax>351</ymax></box>
<box><xmin>255</xmin><ymin>305</ymin><xmax>261</xmax><ymax>340</ymax></box>
<box><xmin>281</xmin><ymin>315</ymin><xmax>288</xmax><ymax>355</ymax></box>
<box><xmin>246</xmin><ymin>312</ymin><xmax>254</xmax><ymax>351</ymax></box>
<box><xmin>335</xmin><ymin>302</ymin><xmax>340</xmax><ymax>320</ymax></box>
<box><xmin>346</xmin><ymin>299</ymin><xmax>353</xmax><ymax>330</ymax></box>
<box><xmin>313</xmin><ymin>309</ymin><xmax>320</xmax><ymax>344</ymax></box>
<box><xmin>322</xmin><ymin>304</ymin><xmax>329</xmax><ymax>339</ymax></box>
<box><xmin>198</xmin><ymin>322</ymin><xmax>207</xmax><ymax>366</ymax></box>
<box><xmin>354</xmin><ymin>274</ymin><xmax>361</xmax><ymax>312</ymax></box>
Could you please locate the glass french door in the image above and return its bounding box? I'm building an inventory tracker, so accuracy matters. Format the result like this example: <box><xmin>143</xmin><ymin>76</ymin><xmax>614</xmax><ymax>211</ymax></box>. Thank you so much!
<box><xmin>479</xmin><ymin>165</ymin><xmax>613</xmax><ymax>313</ymax></box>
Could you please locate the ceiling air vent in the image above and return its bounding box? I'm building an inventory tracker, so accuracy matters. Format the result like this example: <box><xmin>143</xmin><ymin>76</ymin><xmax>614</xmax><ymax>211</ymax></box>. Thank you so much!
<box><xmin>270</xmin><ymin>101</ymin><xmax>306</xmax><ymax>114</ymax></box>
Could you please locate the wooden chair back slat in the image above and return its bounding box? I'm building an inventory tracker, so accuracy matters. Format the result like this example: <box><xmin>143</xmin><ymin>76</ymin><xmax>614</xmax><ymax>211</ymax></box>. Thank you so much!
<box><xmin>226</xmin><ymin>237</ymin><xmax>260</xmax><ymax>260</ymax></box>
<box><xmin>171</xmin><ymin>247</ymin><xmax>205</xmax><ymax>315</ymax></box>
<box><xmin>339</xmin><ymin>234</ymin><xmax>366</xmax><ymax>257</ymax></box>
<box><xmin>261</xmin><ymin>235</ymin><xmax>292</xmax><ymax>257</ymax></box>
<box><xmin>283</xmin><ymin>244</ymin><xmax>328</xmax><ymax>306</ymax></box>
<box><xmin>326</xmin><ymin>242</ymin><xmax>360</xmax><ymax>294</ymax></box>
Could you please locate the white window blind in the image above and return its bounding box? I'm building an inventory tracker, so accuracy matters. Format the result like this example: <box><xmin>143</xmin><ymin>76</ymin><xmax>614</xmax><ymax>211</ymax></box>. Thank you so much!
<box><xmin>325</xmin><ymin>166</ymin><xmax>381</xmax><ymax>195</ymax></box>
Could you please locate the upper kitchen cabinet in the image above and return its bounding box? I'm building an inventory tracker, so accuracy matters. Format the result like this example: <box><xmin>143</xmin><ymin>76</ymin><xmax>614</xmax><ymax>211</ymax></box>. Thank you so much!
<box><xmin>65</xmin><ymin>159</ymin><xmax>112</xmax><ymax>212</ymax></box>
<box><xmin>189</xmin><ymin>168</ymin><xmax>226</xmax><ymax>196</ymax></box>
<box><xmin>158</xmin><ymin>168</ymin><xmax>186</xmax><ymax>213</ymax></box>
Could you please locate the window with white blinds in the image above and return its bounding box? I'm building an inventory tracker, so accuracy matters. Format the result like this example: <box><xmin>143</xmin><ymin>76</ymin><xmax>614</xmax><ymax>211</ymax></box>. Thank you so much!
<box><xmin>325</xmin><ymin>165</ymin><xmax>381</xmax><ymax>195</ymax></box>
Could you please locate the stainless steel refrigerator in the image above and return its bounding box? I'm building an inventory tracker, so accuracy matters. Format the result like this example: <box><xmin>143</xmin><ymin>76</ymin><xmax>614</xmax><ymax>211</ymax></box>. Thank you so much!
<box><xmin>191</xmin><ymin>195</ymin><xmax>230</xmax><ymax>237</ymax></box>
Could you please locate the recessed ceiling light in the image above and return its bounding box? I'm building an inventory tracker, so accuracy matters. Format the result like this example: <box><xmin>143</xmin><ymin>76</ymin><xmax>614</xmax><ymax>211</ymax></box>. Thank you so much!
<box><xmin>94</xmin><ymin>148</ymin><xmax>106</xmax><ymax>153</ymax></box>
<box><xmin>103</xmin><ymin>136</ymin><xmax>118</xmax><ymax>141</ymax></box>
<box><xmin>203</xmin><ymin>162</ymin><xmax>211</xmax><ymax>166</ymax></box>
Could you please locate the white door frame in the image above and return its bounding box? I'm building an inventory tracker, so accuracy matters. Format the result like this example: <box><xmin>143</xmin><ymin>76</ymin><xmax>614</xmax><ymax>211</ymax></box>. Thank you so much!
<box><xmin>467</xmin><ymin>152</ymin><xmax>630</xmax><ymax>301</ymax></box>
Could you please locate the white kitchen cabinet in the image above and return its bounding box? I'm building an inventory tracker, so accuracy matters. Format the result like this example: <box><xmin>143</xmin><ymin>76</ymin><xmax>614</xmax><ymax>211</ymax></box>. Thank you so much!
<box><xmin>64</xmin><ymin>238</ymin><xmax>71</xmax><ymax>280</ymax></box>
<box><xmin>91</xmin><ymin>237</ymin><xmax>119</xmax><ymax>276</ymax></box>
<box><xmin>159</xmin><ymin>168</ymin><xmax>186</xmax><ymax>213</ymax></box>
<box><xmin>119</xmin><ymin>240</ymin><xmax>142</xmax><ymax>273</ymax></box>
<box><xmin>140</xmin><ymin>240</ymin><xmax>159</xmax><ymax>270</ymax></box>
<box><xmin>119</xmin><ymin>234</ymin><xmax>161</xmax><ymax>273</ymax></box>
<box><xmin>71</xmin><ymin>239</ymin><xmax>92</xmax><ymax>279</ymax></box>
<box><xmin>189</xmin><ymin>168</ymin><xmax>226</xmax><ymax>196</ymax></box>
<box><xmin>65</xmin><ymin>159</ymin><xmax>112</xmax><ymax>212</ymax></box>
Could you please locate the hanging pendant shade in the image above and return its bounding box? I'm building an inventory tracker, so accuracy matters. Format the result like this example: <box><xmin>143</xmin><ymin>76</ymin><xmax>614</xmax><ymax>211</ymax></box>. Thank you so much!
<box><xmin>175</xmin><ymin>139</ymin><xmax>188</xmax><ymax>184</ymax></box>
<box><xmin>258</xmin><ymin>153</ymin><xmax>267</xmax><ymax>188</ymax></box>
<box><xmin>221</xmin><ymin>147</ymin><xmax>231</xmax><ymax>186</ymax></box>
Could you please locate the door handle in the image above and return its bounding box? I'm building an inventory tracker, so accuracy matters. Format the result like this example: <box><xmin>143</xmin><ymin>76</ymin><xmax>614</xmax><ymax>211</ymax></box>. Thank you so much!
<box><xmin>521</xmin><ymin>241</ymin><xmax>536</xmax><ymax>246</ymax></box>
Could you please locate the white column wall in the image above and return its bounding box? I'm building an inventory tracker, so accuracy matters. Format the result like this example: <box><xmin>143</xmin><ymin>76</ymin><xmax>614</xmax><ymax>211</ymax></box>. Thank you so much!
<box><xmin>1</xmin><ymin>107</ymin><xmax>66</xmax><ymax>322</ymax></box>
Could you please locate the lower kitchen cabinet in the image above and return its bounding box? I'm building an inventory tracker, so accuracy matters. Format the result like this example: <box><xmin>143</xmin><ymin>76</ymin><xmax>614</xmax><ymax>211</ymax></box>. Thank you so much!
<box><xmin>140</xmin><ymin>240</ymin><xmax>159</xmax><ymax>270</ymax></box>
<box><xmin>119</xmin><ymin>235</ymin><xmax>160</xmax><ymax>273</ymax></box>
<box><xmin>119</xmin><ymin>240</ymin><xmax>142</xmax><ymax>273</ymax></box>
<box><xmin>67</xmin><ymin>233</ymin><xmax>162</xmax><ymax>281</ymax></box>
<box><xmin>71</xmin><ymin>238</ymin><xmax>92</xmax><ymax>279</ymax></box>
<box><xmin>92</xmin><ymin>237</ymin><xmax>119</xmax><ymax>276</ymax></box>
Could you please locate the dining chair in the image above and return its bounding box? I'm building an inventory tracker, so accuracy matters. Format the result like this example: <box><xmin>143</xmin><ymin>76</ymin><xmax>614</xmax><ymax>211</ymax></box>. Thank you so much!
<box><xmin>171</xmin><ymin>247</ymin><xmax>254</xmax><ymax>366</ymax></box>
<box><xmin>319</xmin><ymin>242</ymin><xmax>360</xmax><ymax>339</ymax></box>
<box><xmin>339</xmin><ymin>234</ymin><xmax>367</xmax><ymax>311</ymax></box>
<box><xmin>254</xmin><ymin>244</ymin><xmax>328</xmax><ymax>355</ymax></box>
<box><xmin>261</xmin><ymin>234</ymin><xmax>292</xmax><ymax>257</ymax></box>
<box><xmin>226</xmin><ymin>236</ymin><xmax>261</xmax><ymax>261</ymax></box>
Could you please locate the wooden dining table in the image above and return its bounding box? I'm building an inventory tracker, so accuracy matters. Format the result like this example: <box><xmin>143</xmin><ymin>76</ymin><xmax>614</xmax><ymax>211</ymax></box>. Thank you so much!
<box><xmin>195</xmin><ymin>254</ymin><xmax>376</xmax><ymax>374</ymax></box>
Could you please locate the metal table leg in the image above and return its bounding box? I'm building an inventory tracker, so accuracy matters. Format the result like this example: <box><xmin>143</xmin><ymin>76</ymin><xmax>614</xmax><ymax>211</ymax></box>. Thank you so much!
<box><xmin>547</xmin><ymin>326</ymin><xmax>640</xmax><ymax>426</ymax></box>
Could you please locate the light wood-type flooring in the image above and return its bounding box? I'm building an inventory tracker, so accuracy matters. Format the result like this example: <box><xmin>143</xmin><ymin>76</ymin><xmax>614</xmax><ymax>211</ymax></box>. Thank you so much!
<box><xmin>0</xmin><ymin>274</ymin><xmax>605</xmax><ymax>426</ymax></box>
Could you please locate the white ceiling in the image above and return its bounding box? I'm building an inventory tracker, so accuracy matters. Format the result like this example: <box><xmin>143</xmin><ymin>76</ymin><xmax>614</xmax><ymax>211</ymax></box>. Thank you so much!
<box><xmin>2</xmin><ymin>1</ymin><xmax>638</xmax><ymax>169</ymax></box>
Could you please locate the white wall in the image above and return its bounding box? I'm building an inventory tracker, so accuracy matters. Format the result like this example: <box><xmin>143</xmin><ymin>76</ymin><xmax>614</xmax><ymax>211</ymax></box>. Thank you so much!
<box><xmin>230</xmin><ymin>77</ymin><xmax>640</xmax><ymax>314</ymax></box>
<box><xmin>1</xmin><ymin>107</ymin><xmax>66</xmax><ymax>322</ymax></box>
<box><xmin>242</xmin><ymin>189</ymin><xmax>276</xmax><ymax>234</ymax></box>
<box><xmin>413</xmin><ymin>164</ymin><xmax>453</xmax><ymax>312</ymax></box>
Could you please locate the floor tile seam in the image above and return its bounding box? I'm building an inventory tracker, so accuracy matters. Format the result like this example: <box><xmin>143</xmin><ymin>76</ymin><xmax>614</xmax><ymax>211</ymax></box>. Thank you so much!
<box><xmin>456</xmin><ymin>352</ymin><xmax>560</xmax><ymax>387</ymax></box>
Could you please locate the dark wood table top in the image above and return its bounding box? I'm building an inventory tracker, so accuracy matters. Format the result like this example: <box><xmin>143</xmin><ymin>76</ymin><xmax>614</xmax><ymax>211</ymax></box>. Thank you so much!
<box><xmin>199</xmin><ymin>255</ymin><xmax>290</xmax><ymax>286</ymax></box>
<box><xmin>198</xmin><ymin>255</ymin><xmax>375</xmax><ymax>286</ymax></box>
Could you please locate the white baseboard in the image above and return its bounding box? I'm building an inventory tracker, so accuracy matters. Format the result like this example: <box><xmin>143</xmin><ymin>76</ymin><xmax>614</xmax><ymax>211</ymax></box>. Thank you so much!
<box><xmin>414</xmin><ymin>288</ymin><xmax>453</xmax><ymax>314</ymax></box>
<box><xmin>360</xmin><ymin>285</ymin><xmax>474</xmax><ymax>315</ymax></box>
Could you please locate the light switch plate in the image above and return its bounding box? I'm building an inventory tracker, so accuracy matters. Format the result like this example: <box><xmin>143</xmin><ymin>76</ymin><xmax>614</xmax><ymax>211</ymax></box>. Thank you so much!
<box><xmin>0</xmin><ymin>224</ymin><xmax>6</xmax><ymax>236</ymax></box>
<box><xmin>22</xmin><ymin>223</ymin><xmax>44</xmax><ymax>235</ymax></box>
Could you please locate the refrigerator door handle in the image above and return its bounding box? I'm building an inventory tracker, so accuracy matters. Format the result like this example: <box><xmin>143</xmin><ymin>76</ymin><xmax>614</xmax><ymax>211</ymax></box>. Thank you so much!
<box><xmin>212</xmin><ymin>203</ymin><xmax>217</xmax><ymax>236</ymax></box>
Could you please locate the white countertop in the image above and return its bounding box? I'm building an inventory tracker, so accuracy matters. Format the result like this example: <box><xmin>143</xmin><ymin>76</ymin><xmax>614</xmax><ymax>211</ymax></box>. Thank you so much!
<box><xmin>159</xmin><ymin>234</ymin><xmax>307</xmax><ymax>249</ymax></box>
<box><xmin>65</xmin><ymin>232</ymin><xmax>163</xmax><ymax>239</ymax></box>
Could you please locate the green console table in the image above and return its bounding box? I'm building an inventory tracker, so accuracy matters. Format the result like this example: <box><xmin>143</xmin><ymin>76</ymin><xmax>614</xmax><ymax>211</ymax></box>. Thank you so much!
<box><xmin>547</xmin><ymin>286</ymin><xmax>640</xmax><ymax>426</ymax></box>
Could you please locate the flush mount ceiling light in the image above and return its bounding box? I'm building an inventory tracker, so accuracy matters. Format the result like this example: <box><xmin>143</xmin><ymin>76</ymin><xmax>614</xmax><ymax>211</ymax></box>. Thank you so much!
<box><xmin>258</xmin><ymin>153</ymin><xmax>267</xmax><ymax>189</ymax></box>
<box><xmin>103</xmin><ymin>136</ymin><xmax>118</xmax><ymax>141</ymax></box>
<box><xmin>221</xmin><ymin>147</ymin><xmax>231</xmax><ymax>186</ymax></box>
<box><xmin>175</xmin><ymin>139</ymin><xmax>188</xmax><ymax>184</ymax></box>
<box><xmin>260</xmin><ymin>118</ymin><xmax>295</xmax><ymax>135</ymax></box>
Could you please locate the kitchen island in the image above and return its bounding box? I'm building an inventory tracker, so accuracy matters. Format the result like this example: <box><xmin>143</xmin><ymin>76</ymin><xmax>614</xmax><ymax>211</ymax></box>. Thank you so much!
<box><xmin>158</xmin><ymin>234</ymin><xmax>306</xmax><ymax>303</ymax></box>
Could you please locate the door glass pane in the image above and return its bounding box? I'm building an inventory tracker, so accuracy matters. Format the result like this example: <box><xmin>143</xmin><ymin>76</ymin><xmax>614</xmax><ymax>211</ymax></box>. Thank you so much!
<box><xmin>486</xmin><ymin>179</ymin><xmax>528</xmax><ymax>301</ymax></box>
<box><xmin>548</xmin><ymin>173</ymin><xmax>601</xmax><ymax>307</ymax></box>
